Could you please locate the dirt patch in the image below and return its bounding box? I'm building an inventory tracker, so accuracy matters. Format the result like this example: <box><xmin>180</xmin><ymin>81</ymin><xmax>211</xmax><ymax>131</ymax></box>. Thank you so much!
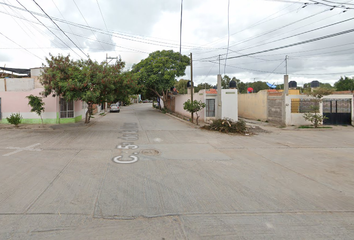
<box><xmin>247</xmin><ymin>125</ymin><xmax>270</xmax><ymax>134</ymax></box>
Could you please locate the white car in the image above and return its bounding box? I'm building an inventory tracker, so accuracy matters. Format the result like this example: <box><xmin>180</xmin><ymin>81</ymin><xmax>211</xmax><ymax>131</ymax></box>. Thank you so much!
<box><xmin>110</xmin><ymin>104</ymin><xmax>120</xmax><ymax>113</ymax></box>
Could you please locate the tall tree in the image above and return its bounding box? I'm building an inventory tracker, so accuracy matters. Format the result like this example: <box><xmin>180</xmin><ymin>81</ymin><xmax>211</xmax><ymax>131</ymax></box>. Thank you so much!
<box><xmin>250</xmin><ymin>81</ymin><xmax>268</xmax><ymax>93</ymax></box>
<box><xmin>334</xmin><ymin>76</ymin><xmax>354</xmax><ymax>91</ymax></box>
<box><xmin>175</xmin><ymin>79</ymin><xmax>189</xmax><ymax>94</ymax></box>
<box><xmin>221</xmin><ymin>75</ymin><xmax>231</xmax><ymax>89</ymax></box>
<box><xmin>40</xmin><ymin>54</ymin><xmax>137</xmax><ymax>123</ymax></box>
<box><xmin>132</xmin><ymin>50</ymin><xmax>190</xmax><ymax>108</ymax></box>
<box><xmin>194</xmin><ymin>82</ymin><xmax>214</xmax><ymax>93</ymax></box>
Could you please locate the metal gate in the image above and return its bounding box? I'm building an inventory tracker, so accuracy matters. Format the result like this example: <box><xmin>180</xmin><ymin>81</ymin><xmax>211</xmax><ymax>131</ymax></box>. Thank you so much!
<box><xmin>323</xmin><ymin>99</ymin><xmax>352</xmax><ymax>125</ymax></box>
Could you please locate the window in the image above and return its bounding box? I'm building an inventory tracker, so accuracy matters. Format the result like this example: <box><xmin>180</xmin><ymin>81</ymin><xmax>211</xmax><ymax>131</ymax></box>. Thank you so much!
<box><xmin>60</xmin><ymin>98</ymin><xmax>74</xmax><ymax>118</ymax></box>
<box><xmin>206</xmin><ymin>99</ymin><xmax>215</xmax><ymax>117</ymax></box>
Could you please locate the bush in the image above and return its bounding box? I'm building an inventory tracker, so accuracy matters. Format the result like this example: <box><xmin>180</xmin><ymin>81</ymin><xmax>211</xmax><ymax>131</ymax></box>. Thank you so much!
<box><xmin>202</xmin><ymin>118</ymin><xmax>248</xmax><ymax>134</ymax></box>
<box><xmin>6</xmin><ymin>113</ymin><xmax>23</xmax><ymax>126</ymax></box>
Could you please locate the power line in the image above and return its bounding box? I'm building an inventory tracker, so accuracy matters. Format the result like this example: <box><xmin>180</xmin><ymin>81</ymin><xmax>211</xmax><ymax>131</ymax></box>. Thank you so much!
<box><xmin>0</xmin><ymin>7</ymin><xmax>149</xmax><ymax>54</ymax></box>
<box><xmin>179</xmin><ymin>0</ymin><xmax>183</xmax><ymax>55</ymax></box>
<box><xmin>191</xmin><ymin>2</ymin><xmax>298</xmax><ymax>52</ymax></box>
<box><xmin>15</xmin><ymin>0</ymin><xmax>84</xmax><ymax>58</ymax></box>
<box><xmin>229</xmin><ymin>9</ymin><xmax>328</xmax><ymax>49</ymax></box>
<box><xmin>0</xmin><ymin>31</ymin><xmax>44</xmax><ymax>61</ymax></box>
<box><xmin>224</xmin><ymin>0</ymin><xmax>230</xmax><ymax>74</ymax></box>
<box><xmin>51</xmin><ymin>0</ymin><xmax>83</xmax><ymax>49</ymax></box>
<box><xmin>32</xmin><ymin>0</ymin><xmax>88</xmax><ymax>58</ymax></box>
<box><xmin>1</xmin><ymin>0</ymin><xmax>47</xmax><ymax>56</ymax></box>
<box><xmin>0</xmin><ymin>2</ymin><xmax>203</xmax><ymax>50</ymax></box>
<box><xmin>72</xmin><ymin>0</ymin><xmax>106</xmax><ymax>51</ymax></box>
<box><xmin>221</xmin><ymin>27</ymin><xmax>354</xmax><ymax>60</ymax></box>
<box><xmin>239</xmin><ymin>16</ymin><xmax>354</xmax><ymax>52</ymax></box>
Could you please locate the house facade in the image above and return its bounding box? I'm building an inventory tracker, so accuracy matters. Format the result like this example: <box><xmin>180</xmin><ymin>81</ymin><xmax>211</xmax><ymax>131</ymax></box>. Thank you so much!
<box><xmin>165</xmin><ymin>87</ymin><xmax>238</xmax><ymax>123</ymax></box>
<box><xmin>238</xmin><ymin>89</ymin><xmax>354</xmax><ymax>126</ymax></box>
<box><xmin>0</xmin><ymin>68</ymin><xmax>86</xmax><ymax>124</ymax></box>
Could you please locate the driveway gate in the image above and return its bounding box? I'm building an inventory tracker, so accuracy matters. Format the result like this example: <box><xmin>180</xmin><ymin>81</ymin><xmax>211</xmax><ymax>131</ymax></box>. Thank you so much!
<box><xmin>323</xmin><ymin>99</ymin><xmax>352</xmax><ymax>125</ymax></box>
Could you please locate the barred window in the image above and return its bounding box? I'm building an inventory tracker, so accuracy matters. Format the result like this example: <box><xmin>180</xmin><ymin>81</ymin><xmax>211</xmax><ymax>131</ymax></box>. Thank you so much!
<box><xmin>60</xmin><ymin>98</ymin><xmax>74</xmax><ymax>118</ymax></box>
<box><xmin>206</xmin><ymin>99</ymin><xmax>215</xmax><ymax>117</ymax></box>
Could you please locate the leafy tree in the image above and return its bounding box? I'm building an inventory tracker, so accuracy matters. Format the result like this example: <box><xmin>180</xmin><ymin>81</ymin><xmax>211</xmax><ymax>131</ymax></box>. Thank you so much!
<box><xmin>175</xmin><ymin>79</ymin><xmax>189</xmax><ymax>94</ymax></box>
<box><xmin>26</xmin><ymin>95</ymin><xmax>45</xmax><ymax>124</ymax></box>
<box><xmin>250</xmin><ymin>81</ymin><xmax>269</xmax><ymax>93</ymax></box>
<box><xmin>334</xmin><ymin>76</ymin><xmax>354</xmax><ymax>91</ymax></box>
<box><xmin>40</xmin><ymin>54</ymin><xmax>137</xmax><ymax>123</ymax></box>
<box><xmin>221</xmin><ymin>75</ymin><xmax>231</xmax><ymax>89</ymax></box>
<box><xmin>183</xmin><ymin>99</ymin><xmax>206</xmax><ymax>125</ymax></box>
<box><xmin>303</xmin><ymin>87</ymin><xmax>333</xmax><ymax>128</ymax></box>
<box><xmin>131</xmin><ymin>50</ymin><xmax>190</xmax><ymax>108</ymax></box>
<box><xmin>237</xmin><ymin>82</ymin><xmax>247</xmax><ymax>93</ymax></box>
<box><xmin>194</xmin><ymin>82</ymin><xmax>214</xmax><ymax>93</ymax></box>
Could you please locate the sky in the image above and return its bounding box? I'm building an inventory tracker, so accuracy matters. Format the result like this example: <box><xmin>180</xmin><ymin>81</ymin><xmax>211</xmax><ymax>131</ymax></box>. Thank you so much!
<box><xmin>0</xmin><ymin>0</ymin><xmax>354</xmax><ymax>87</ymax></box>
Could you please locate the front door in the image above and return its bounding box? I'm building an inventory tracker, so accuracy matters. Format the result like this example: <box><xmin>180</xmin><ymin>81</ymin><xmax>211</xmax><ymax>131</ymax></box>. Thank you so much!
<box><xmin>323</xmin><ymin>99</ymin><xmax>352</xmax><ymax>125</ymax></box>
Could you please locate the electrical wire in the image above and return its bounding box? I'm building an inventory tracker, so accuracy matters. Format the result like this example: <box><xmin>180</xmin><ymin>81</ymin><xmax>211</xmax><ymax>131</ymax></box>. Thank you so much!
<box><xmin>72</xmin><ymin>0</ymin><xmax>106</xmax><ymax>51</ymax></box>
<box><xmin>221</xmin><ymin>28</ymin><xmax>354</xmax><ymax>60</ymax></box>
<box><xmin>179</xmin><ymin>0</ymin><xmax>183</xmax><ymax>55</ymax></box>
<box><xmin>224</xmin><ymin>0</ymin><xmax>230</xmax><ymax>74</ymax></box>
<box><xmin>32</xmin><ymin>0</ymin><xmax>89</xmax><ymax>58</ymax></box>
<box><xmin>0</xmin><ymin>31</ymin><xmax>44</xmax><ymax>61</ymax></box>
<box><xmin>51</xmin><ymin>0</ymin><xmax>83</xmax><ymax>49</ymax></box>
<box><xmin>1</xmin><ymin>0</ymin><xmax>47</xmax><ymax>56</ymax></box>
<box><xmin>15</xmin><ymin>0</ymin><xmax>84</xmax><ymax>58</ymax></box>
<box><xmin>239</xmin><ymin>16</ymin><xmax>354</xmax><ymax>52</ymax></box>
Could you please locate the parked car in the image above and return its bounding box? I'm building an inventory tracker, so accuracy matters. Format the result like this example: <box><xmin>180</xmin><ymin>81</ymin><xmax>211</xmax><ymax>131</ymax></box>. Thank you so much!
<box><xmin>110</xmin><ymin>104</ymin><xmax>120</xmax><ymax>113</ymax></box>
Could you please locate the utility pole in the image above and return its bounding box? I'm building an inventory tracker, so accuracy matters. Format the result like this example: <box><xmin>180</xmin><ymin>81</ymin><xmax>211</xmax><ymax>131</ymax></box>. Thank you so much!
<box><xmin>219</xmin><ymin>55</ymin><xmax>221</xmax><ymax>75</ymax></box>
<box><xmin>106</xmin><ymin>53</ymin><xmax>118</xmax><ymax>63</ymax></box>
<box><xmin>285</xmin><ymin>55</ymin><xmax>288</xmax><ymax>75</ymax></box>
<box><xmin>190</xmin><ymin>52</ymin><xmax>194</xmax><ymax>123</ymax></box>
<box><xmin>104</xmin><ymin>53</ymin><xmax>118</xmax><ymax>113</ymax></box>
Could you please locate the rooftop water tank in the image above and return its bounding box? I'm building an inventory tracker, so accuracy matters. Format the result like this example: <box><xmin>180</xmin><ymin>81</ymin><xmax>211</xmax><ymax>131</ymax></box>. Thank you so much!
<box><xmin>229</xmin><ymin>80</ymin><xmax>237</xmax><ymax>88</ymax></box>
<box><xmin>310</xmin><ymin>80</ymin><xmax>320</xmax><ymax>88</ymax></box>
<box><xmin>289</xmin><ymin>81</ymin><xmax>297</xmax><ymax>88</ymax></box>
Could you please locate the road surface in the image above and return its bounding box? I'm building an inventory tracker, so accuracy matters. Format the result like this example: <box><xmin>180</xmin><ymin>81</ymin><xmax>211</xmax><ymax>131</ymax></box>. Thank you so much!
<box><xmin>1</xmin><ymin>103</ymin><xmax>354</xmax><ymax>239</ymax></box>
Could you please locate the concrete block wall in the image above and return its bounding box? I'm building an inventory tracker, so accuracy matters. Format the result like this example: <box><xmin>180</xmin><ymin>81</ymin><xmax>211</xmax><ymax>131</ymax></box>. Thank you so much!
<box><xmin>267</xmin><ymin>93</ymin><xmax>284</xmax><ymax>125</ymax></box>
<box><xmin>238</xmin><ymin>90</ymin><xmax>268</xmax><ymax>121</ymax></box>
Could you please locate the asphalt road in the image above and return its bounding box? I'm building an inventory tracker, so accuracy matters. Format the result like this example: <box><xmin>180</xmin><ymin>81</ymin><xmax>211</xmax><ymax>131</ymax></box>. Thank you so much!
<box><xmin>1</xmin><ymin>103</ymin><xmax>354</xmax><ymax>239</ymax></box>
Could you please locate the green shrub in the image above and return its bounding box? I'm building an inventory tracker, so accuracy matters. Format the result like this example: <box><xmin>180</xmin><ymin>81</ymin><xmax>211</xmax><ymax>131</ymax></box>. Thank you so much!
<box><xmin>6</xmin><ymin>113</ymin><xmax>23</xmax><ymax>126</ymax></box>
<box><xmin>202</xmin><ymin>118</ymin><xmax>248</xmax><ymax>134</ymax></box>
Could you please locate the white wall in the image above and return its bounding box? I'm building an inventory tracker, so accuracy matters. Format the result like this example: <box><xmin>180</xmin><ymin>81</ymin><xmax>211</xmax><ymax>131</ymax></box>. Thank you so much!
<box><xmin>174</xmin><ymin>90</ymin><xmax>205</xmax><ymax>122</ymax></box>
<box><xmin>1</xmin><ymin>78</ymin><xmax>35</xmax><ymax>91</ymax></box>
<box><xmin>221</xmin><ymin>89</ymin><xmax>238</xmax><ymax>121</ymax></box>
<box><xmin>0</xmin><ymin>79</ymin><xmax>4</xmax><ymax>92</ymax></box>
<box><xmin>30</xmin><ymin>68</ymin><xmax>43</xmax><ymax>77</ymax></box>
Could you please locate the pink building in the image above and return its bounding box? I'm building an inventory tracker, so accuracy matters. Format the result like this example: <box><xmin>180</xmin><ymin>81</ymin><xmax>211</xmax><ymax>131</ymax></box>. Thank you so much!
<box><xmin>0</xmin><ymin>68</ymin><xmax>86</xmax><ymax>124</ymax></box>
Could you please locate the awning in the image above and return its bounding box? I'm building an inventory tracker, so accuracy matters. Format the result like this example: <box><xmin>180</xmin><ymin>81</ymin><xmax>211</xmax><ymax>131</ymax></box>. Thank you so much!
<box><xmin>0</xmin><ymin>67</ymin><xmax>30</xmax><ymax>76</ymax></box>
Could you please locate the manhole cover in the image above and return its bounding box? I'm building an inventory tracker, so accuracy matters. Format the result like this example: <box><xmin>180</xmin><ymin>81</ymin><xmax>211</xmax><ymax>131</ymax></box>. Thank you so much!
<box><xmin>141</xmin><ymin>149</ymin><xmax>160</xmax><ymax>156</ymax></box>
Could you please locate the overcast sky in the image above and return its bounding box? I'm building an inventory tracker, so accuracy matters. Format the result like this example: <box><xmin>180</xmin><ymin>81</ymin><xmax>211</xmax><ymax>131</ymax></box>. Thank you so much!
<box><xmin>0</xmin><ymin>0</ymin><xmax>354</xmax><ymax>86</ymax></box>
